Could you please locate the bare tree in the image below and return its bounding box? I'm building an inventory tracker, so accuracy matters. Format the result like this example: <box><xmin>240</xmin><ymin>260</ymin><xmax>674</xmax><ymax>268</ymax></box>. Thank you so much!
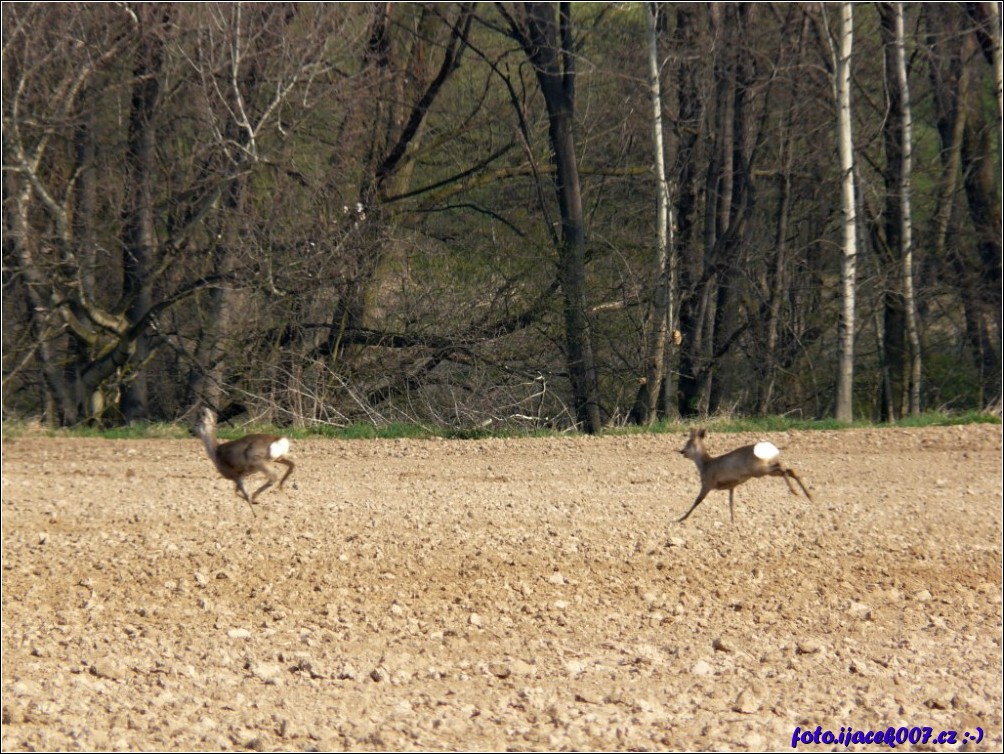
<box><xmin>182</xmin><ymin>3</ymin><xmax>340</xmax><ymax>413</ymax></box>
<box><xmin>923</xmin><ymin>3</ymin><xmax>1002</xmax><ymax>410</ymax></box>
<box><xmin>498</xmin><ymin>2</ymin><xmax>602</xmax><ymax>433</ymax></box>
<box><xmin>670</xmin><ymin>3</ymin><xmax>708</xmax><ymax>417</ymax></box>
<box><xmin>890</xmin><ymin>3</ymin><xmax>921</xmax><ymax>416</ymax></box>
<box><xmin>631</xmin><ymin>2</ymin><xmax>675</xmax><ymax>425</ymax></box>
<box><xmin>876</xmin><ymin>2</ymin><xmax>921</xmax><ymax>419</ymax></box>
<box><xmin>4</xmin><ymin>5</ymin><xmax>144</xmax><ymax>423</ymax></box>
<box><xmin>2</xmin><ymin>5</ymin><xmax>345</xmax><ymax>424</ymax></box>
<box><xmin>753</xmin><ymin>6</ymin><xmax>813</xmax><ymax>414</ymax></box>
<box><xmin>672</xmin><ymin>3</ymin><xmax>766</xmax><ymax>417</ymax></box>
<box><xmin>119</xmin><ymin>4</ymin><xmax>170</xmax><ymax>422</ymax></box>
<box><xmin>830</xmin><ymin>2</ymin><xmax>858</xmax><ymax>422</ymax></box>
<box><xmin>5</xmin><ymin>4</ymin><xmax>998</xmax><ymax>428</ymax></box>
<box><xmin>314</xmin><ymin>4</ymin><xmax>477</xmax><ymax>364</ymax></box>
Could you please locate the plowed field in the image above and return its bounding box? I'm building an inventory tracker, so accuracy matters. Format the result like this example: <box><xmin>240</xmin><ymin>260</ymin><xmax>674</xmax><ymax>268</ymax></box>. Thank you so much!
<box><xmin>2</xmin><ymin>425</ymin><xmax>1001</xmax><ymax>751</ymax></box>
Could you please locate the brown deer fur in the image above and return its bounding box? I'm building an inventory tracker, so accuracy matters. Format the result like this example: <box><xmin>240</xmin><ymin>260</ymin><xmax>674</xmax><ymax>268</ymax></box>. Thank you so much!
<box><xmin>194</xmin><ymin>408</ymin><xmax>295</xmax><ymax>515</ymax></box>
<box><xmin>677</xmin><ymin>428</ymin><xmax>812</xmax><ymax>523</ymax></box>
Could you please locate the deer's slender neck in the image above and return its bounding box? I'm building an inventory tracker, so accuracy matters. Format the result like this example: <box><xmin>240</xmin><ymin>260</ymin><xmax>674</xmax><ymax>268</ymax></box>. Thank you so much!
<box><xmin>687</xmin><ymin>444</ymin><xmax>712</xmax><ymax>472</ymax></box>
<box><xmin>197</xmin><ymin>428</ymin><xmax>223</xmax><ymax>469</ymax></box>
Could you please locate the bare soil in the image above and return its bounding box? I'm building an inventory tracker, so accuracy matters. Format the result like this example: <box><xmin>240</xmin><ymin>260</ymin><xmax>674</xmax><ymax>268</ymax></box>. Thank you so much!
<box><xmin>2</xmin><ymin>425</ymin><xmax>1002</xmax><ymax>751</ymax></box>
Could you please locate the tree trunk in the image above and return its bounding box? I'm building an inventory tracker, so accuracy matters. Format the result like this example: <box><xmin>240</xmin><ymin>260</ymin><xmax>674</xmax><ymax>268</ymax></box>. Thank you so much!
<box><xmin>551</xmin><ymin>90</ymin><xmax>602</xmax><ymax>433</ymax></box>
<box><xmin>834</xmin><ymin>2</ymin><xmax>857</xmax><ymax>422</ymax></box>
<box><xmin>960</xmin><ymin>119</ymin><xmax>1003</xmax><ymax>407</ymax></box>
<box><xmin>503</xmin><ymin>2</ymin><xmax>602</xmax><ymax>432</ymax></box>
<box><xmin>120</xmin><ymin>5</ymin><xmax>168</xmax><ymax>423</ymax></box>
<box><xmin>893</xmin><ymin>3</ymin><xmax>921</xmax><ymax>416</ymax></box>
<box><xmin>327</xmin><ymin>4</ymin><xmax>475</xmax><ymax>366</ymax></box>
<box><xmin>637</xmin><ymin>1</ymin><xmax>674</xmax><ymax>425</ymax></box>
<box><xmin>8</xmin><ymin>177</ymin><xmax>78</xmax><ymax>425</ymax></box>
<box><xmin>672</xmin><ymin>4</ymin><xmax>706</xmax><ymax>418</ymax></box>
<box><xmin>878</xmin><ymin>3</ymin><xmax>921</xmax><ymax>420</ymax></box>
<box><xmin>925</xmin><ymin>3</ymin><xmax>1002</xmax><ymax>410</ymax></box>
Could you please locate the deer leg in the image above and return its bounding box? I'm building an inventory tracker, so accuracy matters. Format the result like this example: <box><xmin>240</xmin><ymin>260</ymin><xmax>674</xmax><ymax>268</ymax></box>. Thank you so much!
<box><xmin>728</xmin><ymin>488</ymin><xmax>736</xmax><ymax>523</ymax></box>
<box><xmin>781</xmin><ymin>471</ymin><xmax>799</xmax><ymax>496</ymax></box>
<box><xmin>769</xmin><ymin>464</ymin><xmax>800</xmax><ymax>496</ymax></box>
<box><xmin>677</xmin><ymin>487</ymin><xmax>711</xmax><ymax>523</ymax></box>
<box><xmin>250</xmin><ymin>469</ymin><xmax>278</xmax><ymax>504</ymax></box>
<box><xmin>275</xmin><ymin>458</ymin><xmax>295</xmax><ymax>489</ymax></box>
<box><xmin>235</xmin><ymin>479</ymin><xmax>256</xmax><ymax>516</ymax></box>
<box><xmin>784</xmin><ymin>467</ymin><xmax>813</xmax><ymax>501</ymax></box>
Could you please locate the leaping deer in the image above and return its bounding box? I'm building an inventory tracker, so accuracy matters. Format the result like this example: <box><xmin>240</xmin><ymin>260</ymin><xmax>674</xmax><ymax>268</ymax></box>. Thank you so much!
<box><xmin>677</xmin><ymin>428</ymin><xmax>812</xmax><ymax>524</ymax></box>
<box><xmin>194</xmin><ymin>408</ymin><xmax>295</xmax><ymax>515</ymax></box>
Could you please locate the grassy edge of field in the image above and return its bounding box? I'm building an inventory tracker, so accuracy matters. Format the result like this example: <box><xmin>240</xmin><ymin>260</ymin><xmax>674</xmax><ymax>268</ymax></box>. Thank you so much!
<box><xmin>2</xmin><ymin>410</ymin><xmax>999</xmax><ymax>443</ymax></box>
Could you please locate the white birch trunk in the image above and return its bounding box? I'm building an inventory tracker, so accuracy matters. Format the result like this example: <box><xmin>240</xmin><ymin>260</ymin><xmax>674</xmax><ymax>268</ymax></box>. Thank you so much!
<box><xmin>643</xmin><ymin>1</ymin><xmax>674</xmax><ymax>423</ymax></box>
<box><xmin>893</xmin><ymin>2</ymin><xmax>922</xmax><ymax>415</ymax></box>
<box><xmin>834</xmin><ymin>2</ymin><xmax>857</xmax><ymax>422</ymax></box>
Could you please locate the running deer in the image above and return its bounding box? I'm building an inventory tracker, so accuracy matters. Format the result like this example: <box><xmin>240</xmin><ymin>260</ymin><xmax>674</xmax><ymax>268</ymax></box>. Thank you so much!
<box><xmin>193</xmin><ymin>408</ymin><xmax>295</xmax><ymax>515</ymax></box>
<box><xmin>677</xmin><ymin>428</ymin><xmax>813</xmax><ymax>524</ymax></box>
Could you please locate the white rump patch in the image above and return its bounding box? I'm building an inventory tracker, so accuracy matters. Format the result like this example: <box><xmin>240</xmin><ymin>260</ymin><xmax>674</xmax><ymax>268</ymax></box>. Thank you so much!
<box><xmin>753</xmin><ymin>441</ymin><xmax>779</xmax><ymax>461</ymax></box>
<box><xmin>270</xmin><ymin>437</ymin><xmax>290</xmax><ymax>459</ymax></box>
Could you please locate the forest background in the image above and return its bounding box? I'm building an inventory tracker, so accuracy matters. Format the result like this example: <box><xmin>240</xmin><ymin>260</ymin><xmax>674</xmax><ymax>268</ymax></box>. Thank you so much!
<box><xmin>3</xmin><ymin>2</ymin><xmax>1001</xmax><ymax>432</ymax></box>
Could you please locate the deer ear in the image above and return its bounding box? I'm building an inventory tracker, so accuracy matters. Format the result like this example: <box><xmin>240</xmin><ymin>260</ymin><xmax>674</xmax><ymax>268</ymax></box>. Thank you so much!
<box><xmin>698</xmin><ymin>429</ymin><xmax>706</xmax><ymax>438</ymax></box>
